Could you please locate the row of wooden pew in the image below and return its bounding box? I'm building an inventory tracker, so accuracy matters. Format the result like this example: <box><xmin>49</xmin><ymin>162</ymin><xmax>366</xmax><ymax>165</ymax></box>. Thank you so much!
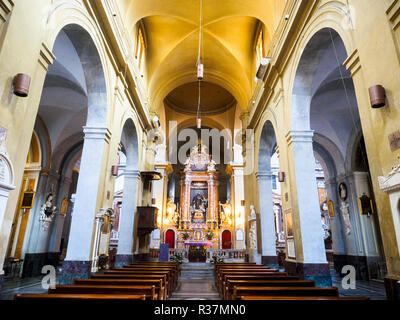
<box><xmin>14</xmin><ymin>261</ymin><xmax>179</xmax><ymax>301</ymax></box>
<box><xmin>215</xmin><ymin>262</ymin><xmax>369</xmax><ymax>301</ymax></box>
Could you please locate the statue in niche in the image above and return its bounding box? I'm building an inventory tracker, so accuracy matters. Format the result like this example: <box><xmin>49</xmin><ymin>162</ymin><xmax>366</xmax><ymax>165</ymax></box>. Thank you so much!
<box><xmin>340</xmin><ymin>200</ymin><xmax>351</xmax><ymax>235</ymax></box>
<box><xmin>40</xmin><ymin>193</ymin><xmax>57</xmax><ymax>231</ymax></box>
<box><xmin>339</xmin><ymin>183</ymin><xmax>348</xmax><ymax>201</ymax></box>
<box><xmin>166</xmin><ymin>197</ymin><xmax>177</xmax><ymax>219</ymax></box>
<box><xmin>220</xmin><ymin>200</ymin><xmax>232</xmax><ymax>222</ymax></box>
<box><xmin>248</xmin><ymin>205</ymin><xmax>257</xmax><ymax>249</ymax></box>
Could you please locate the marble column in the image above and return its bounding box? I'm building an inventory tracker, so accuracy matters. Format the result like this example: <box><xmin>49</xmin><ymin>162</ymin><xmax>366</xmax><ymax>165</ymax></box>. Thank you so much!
<box><xmin>115</xmin><ymin>169</ymin><xmax>140</xmax><ymax>267</ymax></box>
<box><xmin>286</xmin><ymin>130</ymin><xmax>331</xmax><ymax>286</ymax></box>
<box><xmin>256</xmin><ymin>171</ymin><xmax>278</xmax><ymax>267</ymax></box>
<box><xmin>60</xmin><ymin>127</ymin><xmax>111</xmax><ymax>284</ymax></box>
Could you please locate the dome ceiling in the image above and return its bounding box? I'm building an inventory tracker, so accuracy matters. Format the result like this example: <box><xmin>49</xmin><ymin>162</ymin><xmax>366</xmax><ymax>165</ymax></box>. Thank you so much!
<box><xmin>115</xmin><ymin>0</ymin><xmax>286</xmax><ymax>112</ymax></box>
<box><xmin>165</xmin><ymin>81</ymin><xmax>235</xmax><ymax>116</ymax></box>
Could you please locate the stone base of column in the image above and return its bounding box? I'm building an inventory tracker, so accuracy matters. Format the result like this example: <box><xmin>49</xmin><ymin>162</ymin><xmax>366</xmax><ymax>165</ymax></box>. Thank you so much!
<box><xmin>22</xmin><ymin>252</ymin><xmax>60</xmax><ymax>278</ymax></box>
<box><xmin>114</xmin><ymin>254</ymin><xmax>133</xmax><ymax>267</ymax></box>
<box><xmin>248</xmin><ymin>249</ymin><xmax>262</xmax><ymax>264</ymax></box>
<box><xmin>59</xmin><ymin>260</ymin><xmax>92</xmax><ymax>285</ymax></box>
<box><xmin>284</xmin><ymin>260</ymin><xmax>332</xmax><ymax>287</ymax></box>
<box><xmin>384</xmin><ymin>275</ymin><xmax>400</xmax><ymax>300</ymax></box>
<box><xmin>262</xmin><ymin>255</ymin><xmax>279</xmax><ymax>268</ymax></box>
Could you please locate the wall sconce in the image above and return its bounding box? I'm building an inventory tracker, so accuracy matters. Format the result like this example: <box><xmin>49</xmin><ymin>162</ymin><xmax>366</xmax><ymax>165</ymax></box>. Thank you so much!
<box><xmin>368</xmin><ymin>85</ymin><xmax>386</xmax><ymax>108</ymax></box>
<box><xmin>111</xmin><ymin>165</ymin><xmax>118</xmax><ymax>176</ymax></box>
<box><xmin>241</xmin><ymin>200</ymin><xmax>245</xmax><ymax>207</ymax></box>
<box><xmin>13</xmin><ymin>73</ymin><xmax>31</xmax><ymax>97</ymax></box>
<box><xmin>278</xmin><ymin>171</ymin><xmax>285</xmax><ymax>182</ymax></box>
<box><xmin>151</xmin><ymin>198</ymin><xmax>156</xmax><ymax>205</ymax></box>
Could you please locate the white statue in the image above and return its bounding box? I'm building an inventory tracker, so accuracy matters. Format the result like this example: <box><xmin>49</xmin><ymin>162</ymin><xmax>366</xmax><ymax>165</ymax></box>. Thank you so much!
<box><xmin>340</xmin><ymin>201</ymin><xmax>351</xmax><ymax>235</ymax></box>
<box><xmin>39</xmin><ymin>193</ymin><xmax>57</xmax><ymax>230</ymax></box>
<box><xmin>249</xmin><ymin>221</ymin><xmax>257</xmax><ymax>249</ymax></box>
<box><xmin>207</xmin><ymin>159</ymin><xmax>216</xmax><ymax>171</ymax></box>
<box><xmin>220</xmin><ymin>200</ymin><xmax>232</xmax><ymax>221</ymax></box>
<box><xmin>248</xmin><ymin>205</ymin><xmax>257</xmax><ymax>249</ymax></box>
<box><xmin>249</xmin><ymin>205</ymin><xmax>257</xmax><ymax>220</ymax></box>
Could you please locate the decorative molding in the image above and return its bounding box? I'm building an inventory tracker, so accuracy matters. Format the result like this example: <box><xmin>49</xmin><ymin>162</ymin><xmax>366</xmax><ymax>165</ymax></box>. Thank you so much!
<box><xmin>387</xmin><ymin>0</ymin><xmax>400</xmax><ymax>30</ymax></box>
<box><xmin>378</xmin><ymin>156</ymin><xmax>400</xmax><ymax>193</ymax></box>
<box><xmin>285</xmin><ymin>130</ymin><xmax>314</xmax><ymax>146</ymax></box>
<box><xmin>38</xmin><ymin>42</ymin><xmax>56</xmax><ymax>71</ymax></box>
<box><xmin>344</xmin><ymin>48</ymin><xmax>361</xmax><ymax>77</ymax></box>
<box><xmin>83</xmin><ymin>127</ymin><xmax>112</xmax><ymax>143</ymax></box>
<box><xmin>0</xmin><ymin>0</ymin><xmax>13</xmax><ymax>23</ymax></box>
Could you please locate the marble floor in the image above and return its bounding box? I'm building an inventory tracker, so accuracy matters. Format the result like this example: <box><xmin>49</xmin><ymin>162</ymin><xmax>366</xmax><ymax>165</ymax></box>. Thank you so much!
<box><xmin>169</xmin><ymin>263</ymin><xmax>220</xmax><ymax>300</ymax></box>
<box><xmin>0</xmin><ymin>263</ymin><xmax>387</xmax><ymax>300</ymax></box>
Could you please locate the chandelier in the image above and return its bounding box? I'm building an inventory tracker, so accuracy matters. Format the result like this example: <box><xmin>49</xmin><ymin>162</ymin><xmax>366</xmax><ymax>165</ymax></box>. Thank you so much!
<box><xmin>196</xmin><ymin>0</ymin><xmax>204</xmax><ymax>129</ymax></box>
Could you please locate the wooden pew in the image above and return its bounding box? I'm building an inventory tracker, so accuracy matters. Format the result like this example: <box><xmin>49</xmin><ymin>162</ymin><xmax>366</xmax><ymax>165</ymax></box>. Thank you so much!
<box><xmin>219</xmin><ymin>274</ymin><xmax>299</xmax><ymax>297</ymax></box>
<box><xmin>90</xmin><ymin>274</ymin><xmax>169</xmax><ymax>298</ymax></box>
<box><xmin>232</xmin><ymin>286</ymin><xmax>339</xmax><ymax>300</ymax></box>
<box><xmin>217</xmin><ymin>270</ymin><xmax>282</xmax><ymax>291</ymax></box>
<box><xmin>14</xmin><ymin>293</ymin><xmax>146</xmax><ymax>301</ymax></box>
<box><xmin>238</xmin><ymin>296</ymin><xmax>370</xmax><ymax>301</ymax></box>
<box><xmin>224</xmin><ymin>280</ymin><xmax>315</xmax><ymax>300</ymax></box>
<box><xmin>102</xmin><ymin>269</ymin><xmax>175</xmax><ymax>293</ymax></box>
<box><xmin>119</xmin><ymin>265</ymin><xmax>178</xmax><ymax>285</ymax></box>
<box><xmin>49</xmin><ymin>284</ymin><xmax>157</xmax><ymax>300</ymax></box>
<box><xmin>74</xmin><ymin>278</ymin><xmax>165</xmax><ymax>300</ymax></box>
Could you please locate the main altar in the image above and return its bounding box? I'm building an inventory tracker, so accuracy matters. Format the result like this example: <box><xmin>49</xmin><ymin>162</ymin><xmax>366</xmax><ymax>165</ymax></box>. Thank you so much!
<box><xmin>150</xmin><ymin>141</ymin><xmax>246</xmax><ymax>262</ymax></box>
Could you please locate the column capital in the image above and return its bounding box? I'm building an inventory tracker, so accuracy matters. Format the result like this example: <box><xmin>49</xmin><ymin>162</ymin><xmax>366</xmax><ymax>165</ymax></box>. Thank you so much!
<box><xmin>83</xmin><ymin>127</ymin><xmax>112</xmax><ymax>143</ymax></box>
<box><xmin>256</xmin><ymin>171</ymin><xmax>273</xmax><ymax>181</ymax></box>
<box><xmin>285</xmin><ymin>130</ymin><xmax>314</xmax><ymax>146</ymax></box>
<box><xmin>122</xmin><ymin>169</ymin><xmax>140</xmax><ymax>178</ymax></box>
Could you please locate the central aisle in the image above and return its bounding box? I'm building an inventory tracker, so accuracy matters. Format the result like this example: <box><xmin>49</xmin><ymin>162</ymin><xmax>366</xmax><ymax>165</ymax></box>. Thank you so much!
<box><xmin>169</xmin><ymin>263</ymin><xmax>220</xmax><ymax>300</ymax></box>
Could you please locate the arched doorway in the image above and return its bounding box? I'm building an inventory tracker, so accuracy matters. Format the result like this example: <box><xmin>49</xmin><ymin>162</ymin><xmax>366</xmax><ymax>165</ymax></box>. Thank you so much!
<box><xmin>222</xmin><ymin>230</ymin><xmax>232</xmax><ymax>249</ymax></box>
<box><xmin>165</xmin><ymin>229</ymin><xmax>175</xmax><ymax>249</ymax></box>
<box><xmin>290</xmin><ymin>27</ymin><xmax>384</xmax><ymax>282</ymax></box>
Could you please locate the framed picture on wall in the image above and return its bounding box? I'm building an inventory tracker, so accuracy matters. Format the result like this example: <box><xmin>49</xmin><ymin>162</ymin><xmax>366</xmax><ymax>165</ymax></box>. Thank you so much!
<box><xmin>60</xmin><ymin>198</ymin><xmax>69</xmax><ymax>216</ymax></box>
<box><xmin>20</xmin><ymin>191</ymin><xmax>35</xmax><ymax>209</ymax></box>
<box><xmin>284</xmin><ymin>208</ymin><xmax>294</xmax><ymax>238</ymax></box>
<box><xmin>327</xmin><ymin>199</ymin><xmax>335</xmax><ymax>217</ymax></box>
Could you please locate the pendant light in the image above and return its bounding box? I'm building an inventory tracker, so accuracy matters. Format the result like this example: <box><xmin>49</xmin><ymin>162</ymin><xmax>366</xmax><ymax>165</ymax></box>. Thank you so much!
<box><xmin>196</xmin><ymin>0</ymin><xmax>203</xmax><ymax>129</ymax></box>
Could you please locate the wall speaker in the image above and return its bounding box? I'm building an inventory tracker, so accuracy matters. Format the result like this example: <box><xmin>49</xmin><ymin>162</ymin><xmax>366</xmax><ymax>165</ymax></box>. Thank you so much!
<box><xmin>368</xmin><ymin>85</ymin><xmax>386</xmax><ymax>108</ymax></box>
<box><xmin>13</xmin><ymin>73</ymin><xmax>31</xmax><ymax>97</ymax></box>
<box><xmin>111</xmin><ymin>165</ymin><xmax>118</xmax><ymax>176</ymax></box>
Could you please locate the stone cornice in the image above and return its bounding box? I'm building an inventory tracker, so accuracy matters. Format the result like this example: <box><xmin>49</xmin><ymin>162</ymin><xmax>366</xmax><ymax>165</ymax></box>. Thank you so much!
<box><xmin>248</xmin><ymin>0</ymin><xmax>318</xmax><ymax>129</ymax></box>
<box><xmin>84</xmin><ymin>0</ymin><xmax>152</xmax><ymax>131</ymax></box>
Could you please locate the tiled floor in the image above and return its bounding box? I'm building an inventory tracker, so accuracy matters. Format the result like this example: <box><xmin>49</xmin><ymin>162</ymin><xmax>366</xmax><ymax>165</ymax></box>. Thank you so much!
<box><xmin>330</xmin><ymin>268</ymin><xmax>387</xmax><ymax>300</ymax></box>
<box><xmin>0</xmin><ymin>263</ymin><xmax>388</xmax><ymax>300</ymax></box>
<box><xmin>0</xmin><ymin>276</ymin><xmax>49</xmax><ymax>300</ymax></box>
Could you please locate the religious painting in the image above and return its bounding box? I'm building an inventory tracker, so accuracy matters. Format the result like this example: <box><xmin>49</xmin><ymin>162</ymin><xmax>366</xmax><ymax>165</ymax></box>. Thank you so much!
<box><xmin>60</xmin><ymin>198</ymin><xmax>69</xmax><ymax>216</ymax></box>
<box><xmin>327</xmin><ymin>199</ymin><xmax>335</xmax><ymax>217</ymax></box>
<box><xmin>338</xmin><ymin>182</ymin><xmax>348</xmax><ymax>201</ymax></box>
<box><xmin>284</xmin><ymin>208</ymin><xmax>294</xmax><ymax>238</ymax></box>
<box><xmin>358</xmin><ymin>194</ymin><xmax>374</xmax><ymax>216</ymax></box>
<box><xmin>190</xmin><ymin>186</ymin><xmax>208</xmax><ymax>223</ymax></box>
<box><xmin>20</xmin><ymin>191</ymin><xmax>35</xmax><ymax>209</ymax></box>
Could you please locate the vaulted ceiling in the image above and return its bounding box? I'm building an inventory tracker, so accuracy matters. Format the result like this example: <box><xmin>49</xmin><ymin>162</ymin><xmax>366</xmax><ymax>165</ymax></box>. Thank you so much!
<box><xmin>115</xmin><ymin>0</ymin><xmax>286</xmax><ymax>113</ymax></box>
